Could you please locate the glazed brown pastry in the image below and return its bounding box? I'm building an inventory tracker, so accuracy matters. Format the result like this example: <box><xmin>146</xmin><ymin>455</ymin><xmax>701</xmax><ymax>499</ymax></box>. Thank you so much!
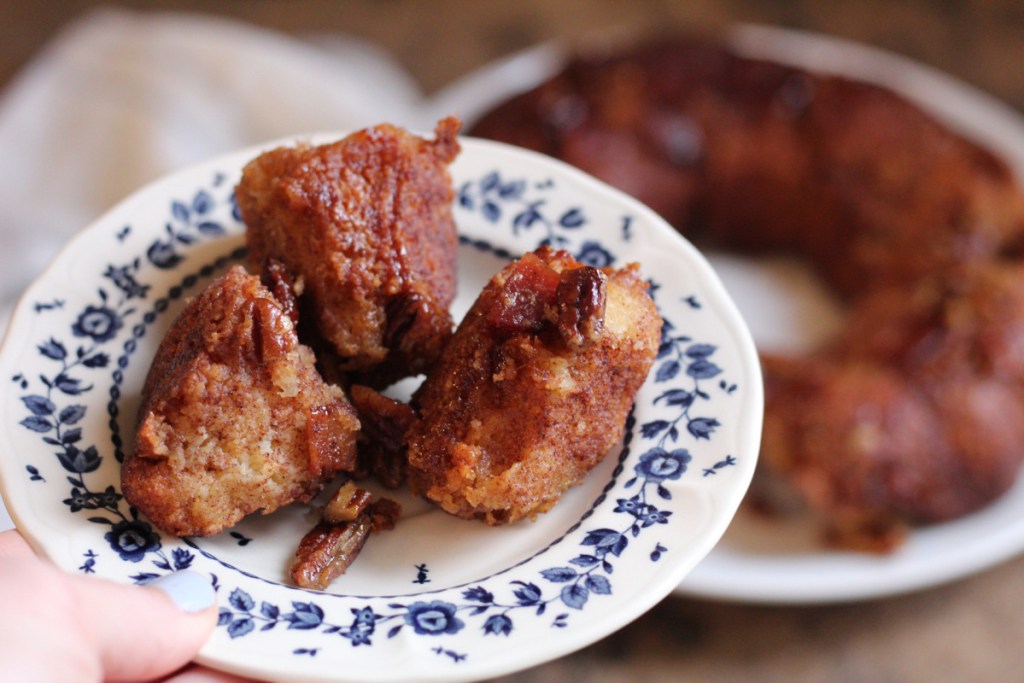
<box><xmin>237</xmin><ymin>117</ymin><xmax>462</xmax><ymax>386</ymax></box>
<box><xmin>406</xmin><ymin>246</ymin><xmax>660</xmax><ymax>525</ymax></box>
<box><xmin>122</xmin><ymin>266</ymin><xmax>360</xmax><ymax>537</ymax></box>
<box><xmin>470</xmin><ymin>37</ymin><xmax>1024</xmax><ymax>548</ymax></box>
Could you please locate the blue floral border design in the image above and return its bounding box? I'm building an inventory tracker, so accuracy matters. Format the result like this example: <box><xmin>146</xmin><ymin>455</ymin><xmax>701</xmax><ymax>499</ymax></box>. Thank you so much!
<box><xmin>12</xmin><ymin>164</ymin><xmax>742</xmax><ymax>665</ymax></box>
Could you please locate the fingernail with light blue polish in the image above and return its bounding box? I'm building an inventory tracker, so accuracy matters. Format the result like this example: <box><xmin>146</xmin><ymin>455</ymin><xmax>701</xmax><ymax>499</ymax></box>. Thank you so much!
<box><xmin>148</xmin><ymin>570</ymin><xmax>216</xmax><ymax>613</ymax></box>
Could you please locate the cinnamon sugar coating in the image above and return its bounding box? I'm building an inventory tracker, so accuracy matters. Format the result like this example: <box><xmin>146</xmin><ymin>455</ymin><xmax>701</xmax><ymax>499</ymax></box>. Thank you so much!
<box><xmin>406</xmin><ymin>247</ymin><xmax>660</xmax><ymax>525</ymax></box>
<box><xmin>122</xmin><ymin>266</ymin><xmax>360</xmax><ymax>537</ymax></box>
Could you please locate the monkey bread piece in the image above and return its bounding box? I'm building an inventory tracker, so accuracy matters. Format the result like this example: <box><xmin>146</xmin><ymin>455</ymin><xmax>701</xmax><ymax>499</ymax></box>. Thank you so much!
<box><xmin>406</xmin><ymin>246</ymin><xmax>661</xmax><ymax>525</ymax></box>
<box><xmin>122</xmin><ymin>266</ymin><xmax>360</xmax><ymax>538</ymax></box>
<box><xmin>237</xmin><ymin>117</ymin><xmax>462</xmax><ymax>386</ymax></box>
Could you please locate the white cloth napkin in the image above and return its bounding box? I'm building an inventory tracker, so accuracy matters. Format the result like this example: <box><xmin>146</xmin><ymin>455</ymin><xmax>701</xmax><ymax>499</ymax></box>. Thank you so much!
<box><xmin>0</xmin><ymin>8</ymin><xmax>548</xmax><ymax>532</ymax></box>
<box><xmin>0</xmin><ymin>8</ymin><xmax>436</xmax><ymax>331</ymax></box>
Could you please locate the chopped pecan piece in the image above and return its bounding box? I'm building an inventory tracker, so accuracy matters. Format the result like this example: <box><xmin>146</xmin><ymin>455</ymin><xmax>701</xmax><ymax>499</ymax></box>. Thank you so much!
<box><xmin>368</xmin><ymin>498</ymin><xmax>402</xmax><ymax>533</ymax></box>
<box><xmin>261</xmin><ymin>258</ymin><xmax>300</xmax><ymax>325</ymax></box>
<box><xmin>306</xmin><ymin>403</ymin><xmax>360</xmax><ymax>476</ymax></box>
<box><xmin>290</xmin><ymin>514</ymin><xmax>373</xmax><ymax>590</ymax></box>
<box><xmin>349</xmin><ymin>385</ymin><xmax>417</xmax><ymax>489</ymax></box>
<box><xmin>485</xmin><ymin>252</ymin><xmax>561</xmax><ymax>335</ymax></box>
<box><xmin>250</xmin><ymin>298</ymin><xmax>289</xmax><ymax>363</ymax></box>
<box><xmin>556</xmin><ymin>266</ymin><xmax>607</xmax><ymax>347</ymax></box>
<box><xmin>323</xmin><ymin>480</ymin><xmax>373</xmax><ymax>524</ymax></box>
<box><xmin>483</xmin><ymin>254</ymin><xmax>607</xmax><ymax>349</ymax></box>
<box><xmin>382</xmin><ymin>292</ymin><xmax>434</xmax><ymax>353</ymax></box>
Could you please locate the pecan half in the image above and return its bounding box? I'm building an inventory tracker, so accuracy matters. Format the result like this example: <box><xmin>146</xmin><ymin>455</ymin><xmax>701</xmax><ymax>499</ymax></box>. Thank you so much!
<box><xmin>290</xmin><ymin>514</ymin><xmax>373</xmax><ymax>590</ymax></box>
<box><xmin>290</xmin><ymin>496</ymin><xmax>402</xmax><ymax>590</ymax></box>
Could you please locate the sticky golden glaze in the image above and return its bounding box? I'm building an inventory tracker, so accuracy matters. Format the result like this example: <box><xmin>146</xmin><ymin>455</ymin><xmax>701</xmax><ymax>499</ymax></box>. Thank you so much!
<box><xmin>122</xmin><ymin>266</ymin><xmax>360</xmax><ymax>537</ymax></box>
<box><xmin>406</xmin><ymin>247</ymin><xmax>661</xmax><ymax>525</ymax></box>
<box><xmin>469</xmin><ymin>38</ymin><xmax>1024</xmax><ymax>547</ymax></box>
<box><xmin>237</xmin><ymin>117</ymin><xmax>461</xmax><ymax>385</ymax></box>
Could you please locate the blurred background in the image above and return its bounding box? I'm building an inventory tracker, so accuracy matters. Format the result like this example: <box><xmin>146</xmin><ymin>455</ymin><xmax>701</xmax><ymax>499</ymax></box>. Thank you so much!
<box><xmin>3</xmin><ymin>2</ymin><xmax>1024</xmax><ymax>682</ymax></box>
<box><xmin>4</xmin><ymin>1</ymin><xmax>1024</xmax><ymax>104</ymax></box>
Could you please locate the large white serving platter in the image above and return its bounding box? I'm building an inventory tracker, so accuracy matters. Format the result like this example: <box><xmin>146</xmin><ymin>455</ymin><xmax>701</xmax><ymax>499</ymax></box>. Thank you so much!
<box><xmin>430</xmin><ymin>23</ymin><xmax>1024</xmax><ymax>604</ymax></box>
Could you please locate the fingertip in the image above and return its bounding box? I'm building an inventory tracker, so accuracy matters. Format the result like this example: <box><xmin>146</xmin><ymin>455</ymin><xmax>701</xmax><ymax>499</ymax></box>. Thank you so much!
<box><xmin>147</xmin><ymin>570</ymin><xmax>218</xmax><ymax>614</ymax></box>
<box><xmin>0</xmin><ymin>534</ymin><xmax>224</xmax><ymax>681</ymax></box>
<box><xmin>73</xmin><ymin>570</ymin><xmax>220</xmax><ymax>682</ymax></box>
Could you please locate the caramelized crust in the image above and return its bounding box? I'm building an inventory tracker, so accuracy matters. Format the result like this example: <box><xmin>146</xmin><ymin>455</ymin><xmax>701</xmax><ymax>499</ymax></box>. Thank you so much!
<box><xmin>237</xmin><ymin>118</ymin><xmax>461</xmax><ymax>386</ymax></box>
<box><xmin>123</xmin><ymin>266</ymin><xmax>360</xmax><ymax>537</ymax></box>
<box><xmin>406</xmin><ymin>246</ymin><xmax>660</xmax><ymax>524</ymax></box>
<box><xmin>471</xmin><ymin>40</ymin><xmax>1024</xmax><ymax>295</ymax></box>
<box><xmin>470</xmin><ymin>37</ymin><xmax>1024</xmax><ymax>545</ymax></box>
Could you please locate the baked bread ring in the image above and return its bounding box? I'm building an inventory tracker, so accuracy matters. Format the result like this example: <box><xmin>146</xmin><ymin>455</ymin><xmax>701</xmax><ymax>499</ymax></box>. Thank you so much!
<box><xmin>469</xmin><ymin>37</ymin><xmax>1024</xmax><ymax>549</ymax></box>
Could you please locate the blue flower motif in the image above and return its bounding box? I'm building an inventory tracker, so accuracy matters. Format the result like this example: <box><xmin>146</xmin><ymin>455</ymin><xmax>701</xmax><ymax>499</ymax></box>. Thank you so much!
<box><xmin>342</xmin><ymin>610</ymin><xmax>378</xmax><ymax>647</ymax></box>
<box><xmin>635</xmin><ymin>448</ymin><xmax>692</xmax><ymax>483</ymax></box>
<box><xmin>404</xmin><ymin>601</ymin><xmax>464</xmax><ymax>636</ymax></box>
<box><xmin>345</xmin><ymin>606</ymin><xmax>377</xmax><ymax>646</ymax></box>
<box><xmin>462</xmin><ymin>586</ymin><xmax>494</xmax><ymax>604</ymax></box>
<box><xmin>170</xmin><ymin>547</ymin><xmax>194</xmax><ymax>570</ymax></box>
<box><xmin>348</xmin><ymin>626</ymin><xmax>373</xmax><ymax>646</ymax></box>
<box><xmin>483</xmin><ymin>614</ymin><xmax>513</xmax><ymax>636</ymax></box>
<box><xmin>575</xmin><ymin>240</ymin><xmax>614</xmax><ymax>268</ymax></box>
<box><xmin>147</xmin><ymin>239</ymin><xmax>182</xmax><ymax>269</ymax></box>
<box><xmin>95</xmin><ymin>485</ymin><xmax>121</xmax><ymax>508</ymax></box>
<box><xmin>104</xmin><ymin>519</ymin><xmax>160</xmax><ymax>563</ymax></box>
<box><xmin>71</xmin><ymin>305</ymin><xmax>123</xmax><ymax>343</ymax></box>
<box><xmin>687</xmin><ymin>416</ymin><xmax>720</xmax><ymax>440</ymax></box>
<box><xmin>352</xmin><ymin>607</ymin><xmax>376</xmax><ymax>626</ymax></box>
<box><xmin>103</xmin><ymin>265</ymin><xmax>149</xmax><ymax>299</ymax></box>
<box><xmin>614</xmin><ymin>497</ymin><xmax>642</xmax><ymax>515</ymax></box>
<box><xmin>63</xmin><ymin>487</ymin><xmax>92</xmax><ymax>513</ymax></box>
<box><xmin>639</xmin><ymin>507</ymin><xmax>672</xmax><ymax>527</ymax></box>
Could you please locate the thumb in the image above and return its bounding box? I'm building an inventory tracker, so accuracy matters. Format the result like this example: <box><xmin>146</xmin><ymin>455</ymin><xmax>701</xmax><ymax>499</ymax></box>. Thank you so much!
<box><xmin>71</xmin><ymin>569</ymin><xmax>218</xmax><ymax>682</ymax></box>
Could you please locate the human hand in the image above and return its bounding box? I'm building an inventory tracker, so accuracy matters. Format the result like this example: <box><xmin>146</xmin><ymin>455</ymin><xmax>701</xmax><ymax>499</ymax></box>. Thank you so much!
<box><xmin>0</xmin><ymin>529</ymin><xmax>254</xmax><ymax>682</ymax></box>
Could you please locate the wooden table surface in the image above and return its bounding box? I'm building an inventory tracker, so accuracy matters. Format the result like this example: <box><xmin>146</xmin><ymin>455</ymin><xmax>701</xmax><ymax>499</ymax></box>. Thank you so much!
<box><xmin>4</xmin><ymin>2</ymin><xmax>1024</xmax><ymax>682</ymax></box>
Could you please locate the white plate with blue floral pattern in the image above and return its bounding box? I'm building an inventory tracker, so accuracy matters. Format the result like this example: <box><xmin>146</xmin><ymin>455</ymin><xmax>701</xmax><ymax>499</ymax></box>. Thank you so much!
<box><xmin>0</xmin><ymin>135</ymin><xmax>762</xmax><ymax>682</ymax></box>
